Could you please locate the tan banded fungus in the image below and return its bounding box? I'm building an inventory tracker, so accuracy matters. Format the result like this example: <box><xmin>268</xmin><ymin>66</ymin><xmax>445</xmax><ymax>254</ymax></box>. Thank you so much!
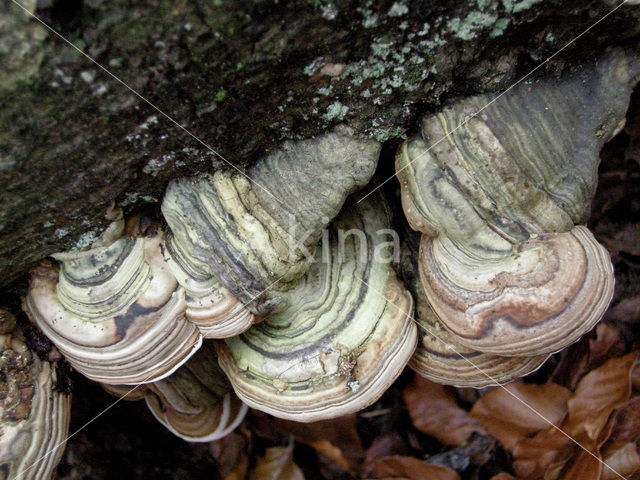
<box><xmin>396</xmin><ymin>49</ymin><xmax>640</xmax><ymax>358</ymax></box>
<box><xmin>24</xmin><ymin>233</ymin><xmax>202</xmax><ymax>385</ymax></box>
<box><xmin>0</xmin><ymin>309</ymin><xmax>71</xmax><ymax>480</ymax></box>
<box><xmin>104</xmin><ymin>341</ymin><xmax>247</xmax><ymax>442</ymax></box>
<box><xmin>161</xmin><ymin>131</ymin><xmax>380</xmax><ymax>316</ymax></box>
<box><xmin>217</xmin><ymin>194</ymin><xmax>418</xmax><ymax>422</ymax></box>
<box><xmin>400</xmin><ymin>234</ymin><xmax>549</xmax><ymax>387</ymax></box>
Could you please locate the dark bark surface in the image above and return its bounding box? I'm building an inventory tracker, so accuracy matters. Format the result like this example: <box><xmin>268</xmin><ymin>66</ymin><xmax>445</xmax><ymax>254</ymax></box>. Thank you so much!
<box><xmin>1</xmin><ymin>0</ymin><xmax>640</xmax><ymax>291</ymax></box>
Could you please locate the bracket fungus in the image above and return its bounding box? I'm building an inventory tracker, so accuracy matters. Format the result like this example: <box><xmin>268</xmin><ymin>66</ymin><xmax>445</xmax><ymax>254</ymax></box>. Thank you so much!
<box><xmin>217</xmin><ymin>195</ymin><xmax>417</xmax><ymax>422</ymax></box>
<box><xmin>161</xmin><ymin>131</ymin><xmax>380</xmax><ymax>316</ymax></box>
<box><xmin>161</xmin><ymin>234</ymin><xmax>256</xmax><ymax>339</ymax></box>
<box><xmin>396</xmin><ymin>49</ymin><xmax>640</xmax><ymax>358</ymax></box>
<box><xmin>24</xmin><ymin>232</ymin><xmax>202</xmax><ymax>385</ymax></box>
<box><xmin>16</xmin><ymin>47</ymin><xmax>640</xmax><ymax>459</ymax></box>
<box><xmin>401</xmin><ymin>234</ymin><xmax>549</xmax><ymax>388</ymax></box>
<box><xmin>104</xmin><ymin>342</ymin><xmax>247</xmax><ymax>442</ymax></box>
<box><xmin>0</xmin><ymin>309</ymin><xmax>71</xmax><ymax>480</ymax></box>
<box><xmin>23</xmin><ymin>132</ymin><xmax>381</xmax><ymax>388</ymax></box>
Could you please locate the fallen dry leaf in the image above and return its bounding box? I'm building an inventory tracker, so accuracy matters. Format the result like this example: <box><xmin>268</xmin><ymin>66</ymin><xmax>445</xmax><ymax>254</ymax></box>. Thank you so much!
<box><xmin>512</xmin><ymin>352</ymin><xmax>638</xmax><ymax>479</ymax></box>
<box><xmin>469</xmin><ymin>383</ymin><xmax>570</xmax><ymax>451</ymax></box>
<box><xmin>362</xmin><ymin>434</ymin><xmax>407</xmax><ymax>477</ymax></box>
<box><xmin>607</xmin><ymin>295</ymin><xmax>640</xmax><ymax>324</ymax></box>
<box><xmin>566</xmin><ymin>352</ymin><xmax>636</xmax><ymax>444</ymax></box>
<box><xmin>489</xmin><ymin>474</ymin><xmax>516</xmax><ymax>480</ymax></box>
<box><xmin>511</xmin><ymin>426</ymin><xmax>572</xmax><ymax>479</ymax></box>
<box><xmin>550</xmin><ymin>323</ymin><xmax>626</xmax><ymax>390</ymax></box>
<box><xmin>250</xmin><ymin>411</ymin><xmax>363</xmax><ymax>474</ymax></box>
<box><xmin>309</xmin><ymin>440</ymin><xmax>350</xmax><ymax>471</ymax></box>
<box><xmin>603</xmin><ymin>442</ymin><xmax>640</xmax><ymax>480</ymax></box>
<box><xmin>545</xmin><ymin>447</ymin><xmax>602</xmax><ymax>480</ymax></box>
<box><xmin>403</xmin><ymin>375</ymin><xmax>485</xmax><ymax>446</ymax></box>
<box><xmin>549</xmin><ymin>337</ymin><xmax>591</xmax><ymax>389</ymax></box>
<box><xmin>588</xmin><ymin>323</ymin><xmax>627</xmax><ymax>367</ymax></box>
<box><xmin>249</xmin><ymin>442</ymin><xmax>304</xmax><ymax>480</ymax></box>
<box><xmin>209</xmin><ymin>428</ymin><xmax>251</xmax><ymax>480</ymax></box>
<box><xmin>606</xmin><ymin>396</ymin><xmax>640</xmax><ymax>452</ymax></box>
<box><xmin>370</xmin><ymin>456</ymin><xmax>460</xmax><ymax>480</ymax></box>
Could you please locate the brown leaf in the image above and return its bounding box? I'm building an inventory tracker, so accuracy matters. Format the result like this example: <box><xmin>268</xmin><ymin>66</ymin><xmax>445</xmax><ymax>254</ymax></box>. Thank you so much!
<box><xmin>403</xmin><ymin>375</ymin><xmax>485</xmax><ymax>446</ymax></box>
<box><xmin>566</xmin><ymin>352</ymin><xmax>637</xmax><ymax>443</ymax></box>
<box><xmin>259</xmin><ymin>414</ymin><xmax>364</xmax><ymax>474</ymax></box>
<box><xmin>544</xmin><ymin>448</ymin><xmax>602</xmax><ymax>480</ymax></box>
<box><xmin>609</xmin><ymin>223</ymin><xmax>640</xmax><ymax>257</ymax></box>
<box><xmin>371</xmin><ymin>456</ymin><xmax>460</xmax><ymax>480</ymax></box>
<box><xmin>489</xmin><ymin>474</ymin><xmax>516</xmax><ymax>480</ymax></box>
<box><xmin>309</xmin><ymin>440</ymin><xmax>350</xmax><ymax>471</ymax></box>
<box><xmin>511</xmin><ymin>427</ymin><xmax>571</xmax><ymax>479</ymax></box>
<box><xmin>606</xmin><ymin>295</ymin><xmax>640</xmax><ymax>324</ymax></box>
<box><xmin>603</xmin><ymin>442</ymin><xmax>640</xmax><ymax>480</ymax></box>
<box><xmin>549</xmin><ymin>337</ymin><xmax>591</xmax><ymax>389</ymax></box>
<box><xmin>362</xmin><ymin>434</ymin><xmax>407</xmax><ymax>477</ymax></box>
<box><xmin>249</xmin><ymin>442</ymin><xmax>304</xmax><ymax>480</ymax></box>
<box><xmin>588</xmin><ymin>323</ymin><xmax>626</xmax><ymax>367</ymax></box>
<box><xmin>550</xmin><ymin>324</ymin><xmax>625</xmax><ymax>390</ymax></box>
<box><xmin>607</xmin><ymin>396</ymin><xmax>640</xmax><ymax>451</ymax></box>
<box><xmin>209</xmin><ymin>428</ymin><xmax>250</xmax><ymax>480</ymax></box>
<box><xmin>512</xmin><ymin>352</ymin><xmax>638</xmax><ymax>479</ymax></box>
<box><xmin>469</xmin><ymin>383</ymin><xmax>570</xmax><ymax>451</ymax></box>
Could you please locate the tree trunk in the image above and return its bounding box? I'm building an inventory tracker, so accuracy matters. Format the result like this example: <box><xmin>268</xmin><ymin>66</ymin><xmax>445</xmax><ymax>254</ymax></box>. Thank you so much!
<box><xmin>1</xmin><ymin>0</ymin><xmax>639</xmax><ymax>291</ymax></box>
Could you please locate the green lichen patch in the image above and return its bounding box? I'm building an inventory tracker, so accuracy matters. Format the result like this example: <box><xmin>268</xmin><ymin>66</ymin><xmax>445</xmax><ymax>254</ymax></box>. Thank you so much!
<box><xmin>323</xmin><ymin>101</ymin><xmax>349</xmax><ymax>121</ymax></box>
<box><xmin>502</xmin><ymin>0</ymin><xmax>543</xmax><ymax>14</ymax></box>
<box><xmin>214</xmin><ymin>89</ymin><xmax>228</xmax><ymax>103</ymax></box>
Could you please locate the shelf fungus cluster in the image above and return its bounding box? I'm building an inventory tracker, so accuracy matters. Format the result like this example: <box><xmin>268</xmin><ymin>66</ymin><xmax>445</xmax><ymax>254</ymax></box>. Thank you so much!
<box><xmin>103</xmin><ymin>342</ymin><xmax>247</xmax><ymax>442</ymax></box>
<box><xmin>400</xmin><ymin>233</ymin><xmax>548</xmax><ymax>388</ymax></box>
<box><xmin>397</xmin><ymin>49</ymin><xmax>640</xmax><ymax>386</ymax></box>
<box><xmin>0</xmin><ymin>309</ymin><xmax>71</xmax><ymax>480</ymax></box>
<box><xmin>23</xmin><ymin>130</ymin><xmax>418</xmax><ymax>434</ymax></box>
<box><xmin>161</xmin><ymin>131</ymin><xmax>380</xmax><ymax>316</ymax></box>
<box><xmin>16</xmin><ymin>49</ymin><xmax>640</xmax><ymax>467</ymax></box>
<box><xmin>217</xmin><ymin>196</ymin><xmax>417</xmax><ymax>422</ymax></box>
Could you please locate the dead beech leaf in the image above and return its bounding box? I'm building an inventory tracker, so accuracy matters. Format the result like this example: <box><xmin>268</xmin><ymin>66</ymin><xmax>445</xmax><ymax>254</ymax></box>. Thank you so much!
<box><xmin>549</xmin><ymin>337</ymin><xmax>591</xmax><ymax>389</ymax></box>
<box><xmin>544</xmin><ymin>446</ymin><xmax>602</xmax><ymax>480</ymax></box>
<box><xmin>607</xmin><ymin>295</ymin><xmax>640</xmax><ymax>324</ymax></box>
<box><xmin>551</xmin><ymin>323</ymin><xmax>625</xmax><ymax>390</ymax></box>
<box><xmin>511</xmin><ymin>426</ymin><xmax>571</xmax><ymax>479</ymax></box>
<box><xmin>362</xmin><ymin>434</ymin><xmax>407</xmax><ymax>477</ymax></box>
<box><xmin>606</xmin><ymin>396</ymin><xmax>640</xmax><ymax>452</ymax></box>
<box><xmin>209</xmin><ymin>429</ymin><xmax>250</xmax><ymax>480</ymax></box>
<box><xmin>371</xmin><ymin>456</ymin><xmax>460</xmax><ymax>480</ymax></box>
<box><xmin>603</xmin><ymin>442</ymin><xmax>640</xmax><ymax>480</ymax></box>
<box><xmin>512</xmin><ymin>352</ymin><xmax>639</xmax><ymax>479</ymax></box>
<box><xmin>259</xmin><ymin>414</ymin><xmax>363</xmax><ymax>473</ymax></box>
<box><xmin>588</xmin><ymin>323</ymin><xmax>626</xmax><ymax>367</ymax></box>
<box><xmin>566</xmin><ymin>352</ymin><xmax>637</xmax><ymax>443</ymax></box>
<box><xmin>609</xmin><ymin>223</ymin><xmax>640</xmax><ymax>257</ymax></box>
<box><xmin>403</xmin><ymin>375</ymin><xmax>485</xmax><ymax>446</ymax></box>
<box><xmin>469</xmin><ymin>383</ymin><xmax>570</xmax><ymax>451</ymax></box>
<box><xmin>309</xmin><ymin>440</ymin><xmax>350</xmax><ymax>471</ymax></box>
<box><xmin>249</xmin><ymin>442</ymin><xmax>304</xmax><ymax>480</ymax></box>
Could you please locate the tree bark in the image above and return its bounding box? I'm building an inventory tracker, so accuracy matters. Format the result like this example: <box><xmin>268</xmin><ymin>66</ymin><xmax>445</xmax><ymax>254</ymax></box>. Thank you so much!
<box><xmin>1</xmin><ymin>0</ymin><xmax>639</xmax><ymax>291</ymax></box>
